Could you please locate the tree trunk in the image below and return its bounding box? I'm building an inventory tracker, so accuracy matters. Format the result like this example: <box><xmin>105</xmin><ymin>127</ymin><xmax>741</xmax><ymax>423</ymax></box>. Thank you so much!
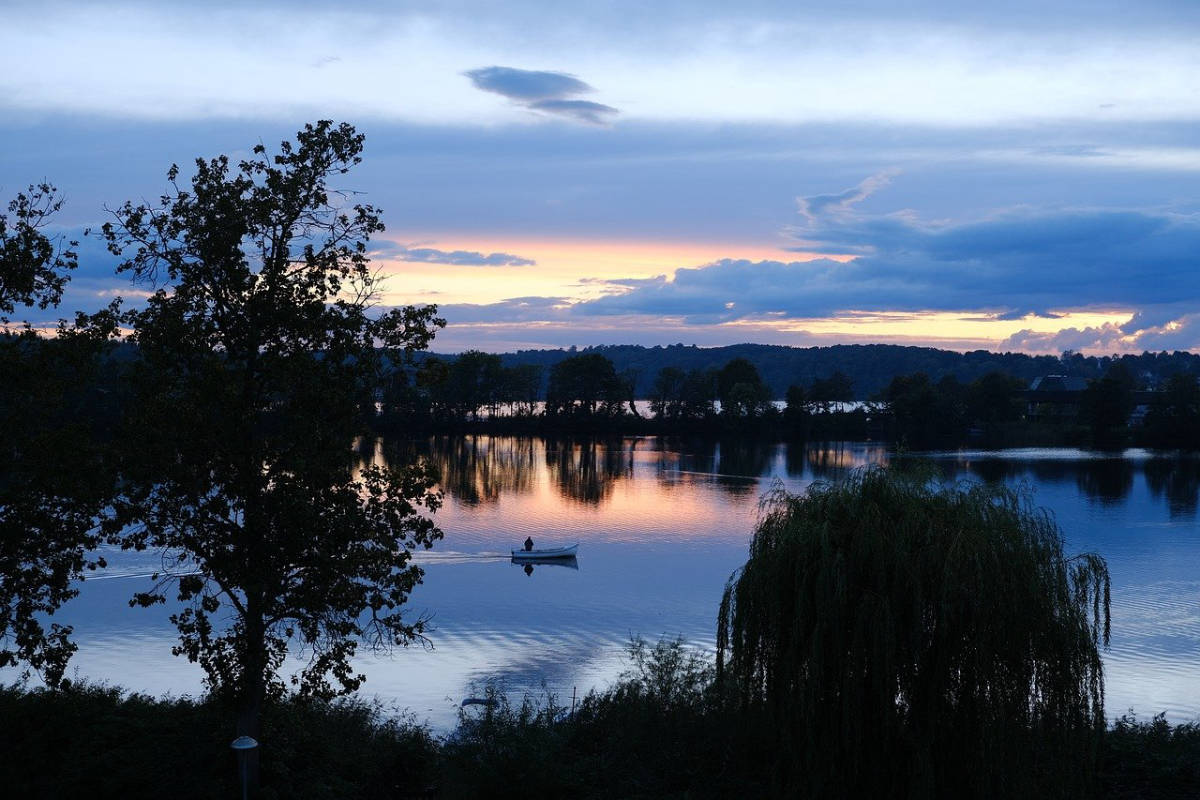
<box><xmin>237</xmin><ymin>597</ymin><xmax>267</xmax><ymax>798</ymax></box>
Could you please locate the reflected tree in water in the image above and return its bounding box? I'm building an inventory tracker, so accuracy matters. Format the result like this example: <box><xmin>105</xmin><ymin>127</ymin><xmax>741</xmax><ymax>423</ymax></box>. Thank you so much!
<box><xmin>1144</xmin><ymin>457</ymin><xmax>1200</xmax><ymax>518</ymax></box>
<box><xmin>1075</xmin><ymin>459</ymin><xmax>1135</xmax><ymax>505</ymax></box>
<box><xmin>545</xmin><ymin>438</ymin><xmax>633</xmax><ymax>505</ymax></box>
<box><xmin>426</xmin><ymin>436</ymin><xmax>537</xmax><ymax>505</ymax></box>
<box><xmin>713</xmin><ymin>439</ymin><xmax>772</xmax><ymax>497</ymax></box>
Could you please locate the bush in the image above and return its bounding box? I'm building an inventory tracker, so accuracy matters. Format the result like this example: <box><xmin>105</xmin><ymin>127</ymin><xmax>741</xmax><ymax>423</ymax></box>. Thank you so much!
<box><xmin>0</xmin><ymin>682</ymin><xmax>437</xmax><ymax>799</ymax></box>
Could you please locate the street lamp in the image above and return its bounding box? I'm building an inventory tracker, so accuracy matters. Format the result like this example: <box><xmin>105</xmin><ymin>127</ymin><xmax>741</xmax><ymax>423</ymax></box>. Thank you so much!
<box><xmin>230</xmin><ymin>735</ymin><xmax>258</xmax><ymax>800</ymax></box>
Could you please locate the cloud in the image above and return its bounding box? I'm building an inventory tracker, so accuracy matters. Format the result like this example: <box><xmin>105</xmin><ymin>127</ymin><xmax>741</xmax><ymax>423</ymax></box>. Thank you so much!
<box><xmin>463</xmin><ymin>66</ymin><xmax>594</xmax><ymax>102</ymax></box>
<box><xmin>549</xmin><ymin>179</ymin><xmax>1200</xmax><ymax>350</ymax></box>
<box><xmin>463</xmin><ymin>65</ymin><xmax>619</xmax><ymax>124</ymax></box>
<box><xmin>388</xmin><ymin>244</ymin><xmax>536</xmax><ymax>267</ymax></box>
<box><xmin>993</xmin><ymin>309</ymin><xmax>1064</xmax><ymax>321</ymax></box>
<box><xmin>797</xmin><ymin>170</ymin><xmax>898</xmax><ymax>220</ymax></box>
<box><xmin>527</xmin><ymin>99</ymin><xmax>618</xmax><ymax>125</ymax></box>
<box><xmin>437</xmin><ymin>296</ymin><xmax>572</xmax><ymax>324</ymax></box>
<box><xmin>1001</xmin><ymin>323</ymin><xmax>1129</xmax><ymax>353</ymax></box>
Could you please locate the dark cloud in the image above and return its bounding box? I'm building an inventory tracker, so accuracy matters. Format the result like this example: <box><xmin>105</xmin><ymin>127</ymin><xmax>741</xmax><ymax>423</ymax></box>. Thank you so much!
<box><xmin>388</xmin><ymin>244</ymin><xmax>535</xmax><ymax>267</ymax></box>
<box><xmin>464</xmin><ymin>65</ymin><xmax>619</xmax><ymax>125</ymax></box>
<box><xmin>994</xmin><ymin>309</ymin><xmax>1064</xmax><ymax>321</ymax></box>
<box><xmin>527</xmin><ymin>99</ymin><xmax>618</xmax><ymax>125</ymax></box>
<box><xmin>564</xmin><ymin>190</ymin><xmax>1200</xmax><ymax>349</ymax></box>
<box><xmin>463</xmin><ymin>66</ymin><xmax>593</xmax><ymax>102</ymax></box>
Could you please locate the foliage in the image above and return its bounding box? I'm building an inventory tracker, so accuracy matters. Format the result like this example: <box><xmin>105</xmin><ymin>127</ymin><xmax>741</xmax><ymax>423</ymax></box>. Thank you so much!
<box><xmin>1142</xmin><ymin>373</ymin><xmax>1200</xmax><ymax>449</ymax></box>
<box><xmin>1100</xmin><ymin>712</ymin><xmax>1200</xmax><ymax>799</ymax></box>
<box><xmin>650</xmin><ymin>366</ymin><xmax>716</xmax><ymax>422</ymax></box>
<box><xmin>0</xmin><ymin>681</ymin><xmax>438</xmax><ymax>800</ymax></box>
<box><xmin>717</xmin><ymin>467</ymin><xmax>1111</xmax><ymax>798</ymax></box>
<box><xmin>1083</xmin><ymin>363</ymin><xmax>1137</xmax><ymax>446</ymax></box>
<box><xmin>414</xmin><ymin>352</ymin><xmax>544</xmax><ymax>423</ymax></box>
<box><xmin>0</xmin><ymin>185</ymin><xmax>118</xmax><ymax>685</ymax></box>
<box><xmin>544</xmin><ymin>352</ymin><xmax>630</xmax><ymax>418</ymax></box>
<box><xmin>716</xmin><ymin>357</ymin><xmax>770</xmax><ymax>418</ymax></box>
<box><xmin>807</xmin><ymin>369</ymin><xmax>854</xmax><ymax>413</ymax></box>
<box><xmin>441</xmin><ymin>637</ymin><xmax>765</xmax><ymax>799</ymax></box>
<box><xmin>99</xmin><ymin>121</ymin><xmax>445</xmax><ymax>749</ymax></box>
<box><xmin>0</xmin><ymin>322</ymin><xmax>120</xmax><ymax>685</ymax></box>
<box><xmin>0</xmin><ymin>183</ymin><xmax>78</xmax><ymax>321</ymax></box>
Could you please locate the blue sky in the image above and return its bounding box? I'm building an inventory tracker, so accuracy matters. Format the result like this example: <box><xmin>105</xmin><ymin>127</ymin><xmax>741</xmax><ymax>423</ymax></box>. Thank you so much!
<box><xmin>2</xmin><ymin>0</ymin><xmax>1198</xmax><ymax>353</ymax></box>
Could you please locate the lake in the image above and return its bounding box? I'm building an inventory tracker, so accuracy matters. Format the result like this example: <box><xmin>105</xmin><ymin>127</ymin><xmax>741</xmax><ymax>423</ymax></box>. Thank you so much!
<box><xmin>13</xmin><ymin>437</ymin><xmax>1200</xmax><ymax>731</ymax></box>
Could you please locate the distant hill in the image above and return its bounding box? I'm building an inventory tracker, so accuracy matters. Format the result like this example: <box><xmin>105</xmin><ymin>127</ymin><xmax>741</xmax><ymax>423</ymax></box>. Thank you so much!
<box><xmin>427</xmin><ymin>343</ymin><xmax>1200</xmax><ymax>399</ymax></box>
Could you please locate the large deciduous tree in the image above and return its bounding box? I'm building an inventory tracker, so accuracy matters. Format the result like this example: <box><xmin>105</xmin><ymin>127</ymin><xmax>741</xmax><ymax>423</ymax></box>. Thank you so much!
<box><xmin>100</xmin><ymin>122</ymin><xmax>445</xmax><ymax>761</ymax></box>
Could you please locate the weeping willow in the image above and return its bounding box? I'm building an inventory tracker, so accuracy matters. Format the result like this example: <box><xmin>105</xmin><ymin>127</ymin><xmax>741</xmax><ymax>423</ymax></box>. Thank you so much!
<box><xmin>717</xmin><ymin>467</ymin><xmax>1110</xmax><ymax>799</ymax></box>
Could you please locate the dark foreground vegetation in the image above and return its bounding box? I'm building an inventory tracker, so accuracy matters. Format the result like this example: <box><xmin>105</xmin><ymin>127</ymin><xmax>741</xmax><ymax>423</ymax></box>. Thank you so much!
<box><xmin>4</xmin><ymin>648</ymin><xmax>1199</xmax><ymax>798</ymax></box>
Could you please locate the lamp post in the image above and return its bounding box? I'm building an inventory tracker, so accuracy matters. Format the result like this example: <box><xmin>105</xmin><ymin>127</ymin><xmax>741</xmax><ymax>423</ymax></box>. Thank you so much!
<box><xmin>230</xmin><ymin>736</ymin><xmax>258</xmax><ymax>800</ymax></box>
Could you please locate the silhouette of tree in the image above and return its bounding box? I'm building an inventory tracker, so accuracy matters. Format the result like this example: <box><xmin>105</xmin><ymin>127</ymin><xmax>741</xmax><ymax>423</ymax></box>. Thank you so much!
<box><xmin>1083</xmin><ymin>363</ymin><xmax>1136</xmax><ymax>447</ymax></box>
<box><xmin>718</xmin><ymin>468</ymin><xmax>1110</xmax><ymax>798</ymax></box>
<box><xmin>0</xmin><ymin>184</ymin><xmax>78</xmax><ymax>321</ymax></box>
<box><xmin>0</xmin><ymin>187</ymin><xmax>117</xmax><ymax>685</ymax></box>
<box><xmin>100</xmin><ymin>122</ymin><xmax>444</xmax><ymax>784</ymax></box>
<box><xmin>545</xmin><ymin>353</ymin><xmax>627</xmax><ymax>418</ymax></box>
<box><xmin>1143</xmin><ymin>372</ymin><xmax>1200</xmax><ymax>449</ymax></box>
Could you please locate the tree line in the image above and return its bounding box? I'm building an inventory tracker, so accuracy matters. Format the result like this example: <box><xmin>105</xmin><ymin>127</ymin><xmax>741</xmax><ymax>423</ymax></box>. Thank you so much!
<box><xmin>380</xmin><ymin>347</ymin><xmax>1200</xmax><ymax>448</ymax></box>
<box><xmin>484</xmin><ymin>341</ymin><xmax>1200</xmax><ymax>399</ymax></box>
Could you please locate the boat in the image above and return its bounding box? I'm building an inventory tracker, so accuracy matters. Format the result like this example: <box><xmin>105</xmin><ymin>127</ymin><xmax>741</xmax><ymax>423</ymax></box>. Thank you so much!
<box><xmin>511</xmin><ymin>543</ymin><xmax>578</xmax><ymax>560</ymax></box>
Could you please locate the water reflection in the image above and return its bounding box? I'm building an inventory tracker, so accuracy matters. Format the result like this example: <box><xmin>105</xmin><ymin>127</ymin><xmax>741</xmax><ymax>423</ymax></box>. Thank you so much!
<box><xmin>1144</xmin><ymin>458</ymin><xmax>1200</xmax><ymax>518</ymax></box>
<box><xmin>802</xmin><ymin>441</ymin><xmax>886</xmax><ymax>480</ymax></box>
<box><xmin>544</xmin><ymin>437</ymin><xmax>633</xmax><ymax>506</ymax></box>
<box><xmin>379</xmin><ymin>436</ymin><xmax>538</xmax><ymax>505</ymax></box>
<box><xmin>514</xmin><ymin>556</ymin><xmax>580</xmax><ymax>577</ymax></box>
<box><xmin>1074</xmin><ymin>459</ymin><xmax>1136</xmax><ymax>506</ymax></box>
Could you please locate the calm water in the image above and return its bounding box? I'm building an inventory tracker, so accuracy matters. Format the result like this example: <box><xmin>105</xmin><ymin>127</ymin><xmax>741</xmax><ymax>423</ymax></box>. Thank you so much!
<box><xmin>12</xmin><ymin>438</ymin><xmax>1200</xmax><ymax>730</ymax></box>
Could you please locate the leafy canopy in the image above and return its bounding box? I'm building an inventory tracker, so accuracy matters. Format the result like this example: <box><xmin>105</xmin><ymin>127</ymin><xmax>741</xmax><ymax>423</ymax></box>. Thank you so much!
<box><xmin>0</xmin><ymin>185</ymin><xmax>116</xmax><ymax>686</ymax></box>
<box><xmin>718</xmin><ymin>467</ymin><xmax>1111</xmax><ymax>798</ymax></box>
<box><xmin>102</xmin><ymin>121</ymin><xmax>445</xmax><ymax>707</ymax></box>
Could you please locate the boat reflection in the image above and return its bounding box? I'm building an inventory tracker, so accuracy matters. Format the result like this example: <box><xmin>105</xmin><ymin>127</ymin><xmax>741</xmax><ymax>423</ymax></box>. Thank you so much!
<box><xmin>513</xmin><ymin>555</ymin><xmax>580</xmax><ymax>576</ymax></box>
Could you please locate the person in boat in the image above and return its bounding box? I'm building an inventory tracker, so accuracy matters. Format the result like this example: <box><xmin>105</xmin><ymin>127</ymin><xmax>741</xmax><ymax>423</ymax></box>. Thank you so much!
<box><xmin>523</xmin><ymin>536</ymin><xmax>534</xmax><ymax>552</ymax></box>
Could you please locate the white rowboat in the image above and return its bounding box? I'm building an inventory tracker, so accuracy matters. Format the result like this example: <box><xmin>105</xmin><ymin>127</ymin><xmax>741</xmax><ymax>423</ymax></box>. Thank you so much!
<box><xmin>511</xmin><ymin>544</ymin><xmax>578</xmax><ymax>560</ymax></box>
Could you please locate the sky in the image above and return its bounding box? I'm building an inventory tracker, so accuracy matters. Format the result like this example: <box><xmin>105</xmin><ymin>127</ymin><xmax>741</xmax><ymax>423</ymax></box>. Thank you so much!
<box><xmin>2</xmin><ymin>0</ymin><xmax>1198</xmax><ymax>354</ymax></box>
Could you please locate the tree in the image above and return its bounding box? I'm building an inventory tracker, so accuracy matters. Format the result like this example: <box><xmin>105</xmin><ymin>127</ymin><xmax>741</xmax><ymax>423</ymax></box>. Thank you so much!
<box><xmin>545</xmin><ymin>353</ymin><xmax>627</xmax><ymax>418</ymax></box>
<box><xmin>100</xmin><ymin>122</ymin><xmax>445</xmax><ymax>783</ymax></box>
<box><xmin>716</xmin><ymin>358</ymin><xmax>770</xmax><ymax>418</ymax></box>
<box><xmin>1143</xmin><ymin>372</ymin><xmax>1200</xmax><ymax>449</ymax></box>
<box><xmin>966</xmin><ymin>370</ymin><xmax>1026</xmax><ymax>426</ymax></box>
<box><xmin>0</xmin><ymin>186</ymin><xmax>116</xmax><ymax>686</ymax></box>
<box><xmin>440</xmin><ymin>349</ymin><xmax>503</xmax><ymax>421</ymax></box>
<box><xmin>717</xmin><ymin>468</ymin><xmax>1110</xmax><ymax>798</ymax></box>
<box><xmin>650</xmin><ymin>367</ymin><xmax>686</xmax><ymax>420</ymax></box>
<box><xmin>0</xmin><ymin>184</ymin><xmax>78</xmax><ymax>322</ymax></box>
<box><xmin>809</xmin><ymin>370</ymin><xmax>853</xmax><ymax>414</ymax></box>
<box><xmin>1083</xmin><ymin>363</ymin><xmax>1136</xmax><ymax>447</ymax></box>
